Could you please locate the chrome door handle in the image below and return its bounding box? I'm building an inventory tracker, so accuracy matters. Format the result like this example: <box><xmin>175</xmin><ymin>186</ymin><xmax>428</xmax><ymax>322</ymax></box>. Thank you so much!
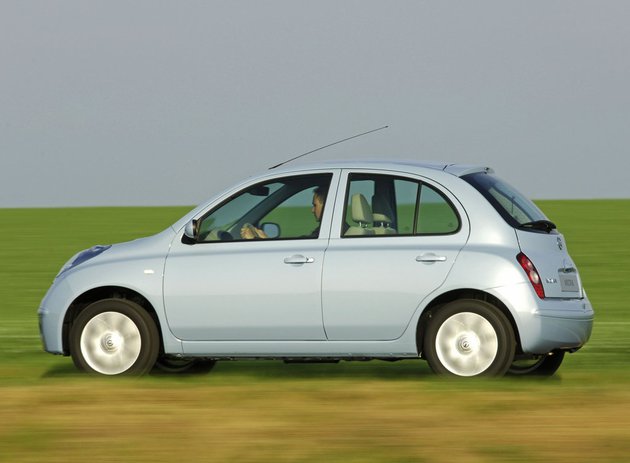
<box><xmin>284</xmin><ymin>255</ymin><xmax>315</xmax><ymax>264</ymax></box>
<box><xmin>416</xmin><ymin>254</ymin><xmax>447</xmax><ymax>263</ymax></box>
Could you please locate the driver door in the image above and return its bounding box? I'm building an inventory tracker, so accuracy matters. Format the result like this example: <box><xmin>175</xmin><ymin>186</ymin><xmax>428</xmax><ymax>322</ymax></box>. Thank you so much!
<box><xmin>163</xmin><ymin>171</ymin><xmax>337</xmax><ymax>341</ymax></box>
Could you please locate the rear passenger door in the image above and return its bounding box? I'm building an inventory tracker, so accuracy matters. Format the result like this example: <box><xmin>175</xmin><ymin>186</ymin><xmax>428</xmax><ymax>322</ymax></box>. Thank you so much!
<box><xmin>321</xmin><ymin>170</ymin><xmax>470</xmax><ymax>341</ymax></box>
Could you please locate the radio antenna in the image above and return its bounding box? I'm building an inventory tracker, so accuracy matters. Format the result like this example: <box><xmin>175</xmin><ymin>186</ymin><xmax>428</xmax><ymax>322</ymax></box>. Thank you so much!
<box><xmin>268</xmin><ymin>125</ymin><xmax>389</xmax><ymax>170</ymax></box>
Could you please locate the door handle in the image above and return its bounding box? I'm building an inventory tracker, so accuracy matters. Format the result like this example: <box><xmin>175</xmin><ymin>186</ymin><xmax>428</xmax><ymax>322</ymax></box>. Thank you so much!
<box><xmin>416</xmin><ymin>253</ymin><xmax>447</xmax><ymax>263</ymax></box>
<box><xmin>284</xmin><ymin>255</ymin><xmax>315</xmax><ymax>264</ymax></box>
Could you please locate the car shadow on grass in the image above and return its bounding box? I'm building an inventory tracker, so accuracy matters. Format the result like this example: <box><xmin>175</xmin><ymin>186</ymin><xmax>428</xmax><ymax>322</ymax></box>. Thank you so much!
<box><xmin>209</xmin><ymin>360</ymin><xmax>564</xmax><ymax>383</ymax></box>
<box><xmin>41</xmin><ymin>359</ymin><xmax>432</xmax><ymax>381</ymax></box>
<box><xmin>212</xmin><ymin>359</ymin><xmax>432</xmax><ymax>381</ymax></box>
<box><xmin>41</xmin><ymin>359</ymin><xmax>564</xmax><ymax>383</ymax></box>
<box><xmin>41</xmin><ymin>362</ymin><xmax>86</xmax><ymax>378</ymax></box>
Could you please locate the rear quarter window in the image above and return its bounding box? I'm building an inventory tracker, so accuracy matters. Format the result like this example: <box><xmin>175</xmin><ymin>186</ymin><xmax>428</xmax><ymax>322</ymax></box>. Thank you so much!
<box><xmin>416</xmin><ymin>184</ymin><xmax>459</xmax><ymax>234</ymax></box>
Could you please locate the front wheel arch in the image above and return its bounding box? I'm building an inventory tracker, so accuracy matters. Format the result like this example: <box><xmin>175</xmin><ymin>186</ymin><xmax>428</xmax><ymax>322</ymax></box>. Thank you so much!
<box><xmin>63</xmin><ymin>286</ymin><xmax>163</xmax><ymax>356</ymax></box>
<box><xmin>69</xmin><ymin>298</ymin><xmax>160</xmax><ymax>375</ymax></box>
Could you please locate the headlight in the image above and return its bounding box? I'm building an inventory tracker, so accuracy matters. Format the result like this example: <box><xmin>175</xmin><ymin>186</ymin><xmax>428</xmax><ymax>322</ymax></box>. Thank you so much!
<box><xmin>56</xmin><ymin>245</ymin><xmax>111</xmax><ymax>278</ymax></box>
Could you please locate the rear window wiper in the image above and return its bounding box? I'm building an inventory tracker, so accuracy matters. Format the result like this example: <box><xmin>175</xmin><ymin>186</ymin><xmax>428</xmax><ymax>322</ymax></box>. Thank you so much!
<box><xmin>519</xmin><ymin>220</ymin><xmax>557</xmax><ymax>233</ymax></box>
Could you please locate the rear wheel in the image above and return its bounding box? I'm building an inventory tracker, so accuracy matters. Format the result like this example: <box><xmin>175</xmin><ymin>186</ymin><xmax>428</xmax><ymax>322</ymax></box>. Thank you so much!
<box><xmin>423</xmin><ymin>299</ymin><xmax>515</xmax><ymax>377</ymax></box>
<box><xmin>153</xmin><ymin>357</ymin><xmax>216</xmax><ymax>375</ymax></box>
<box><xmin>507</xmin><ymin>351</ymin><xmax>565</xmax><ymax>377</ymax></box>
<box><xmin>69</xmin><ymin>299</ymin><xmax>160</xmax><ymax>376</ymax></box>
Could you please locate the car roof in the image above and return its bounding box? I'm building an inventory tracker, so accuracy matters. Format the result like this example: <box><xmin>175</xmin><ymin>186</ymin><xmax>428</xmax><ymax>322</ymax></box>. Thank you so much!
<box><xmin>172</xmin><ymin>159</ymin><xmax>495</xmax><ymax>233</ymax></box>
<box><xmin>266</xmin><ymin>159</ymin><xmax>493</xmax><ymax>178</ymax></box>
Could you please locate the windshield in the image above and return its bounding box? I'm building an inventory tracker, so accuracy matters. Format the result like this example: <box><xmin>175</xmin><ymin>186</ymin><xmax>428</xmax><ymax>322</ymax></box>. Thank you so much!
<box><xmin>462</xmin><ymin>172</ymin><xmax>548</xmax><ymax>228</ymax></box>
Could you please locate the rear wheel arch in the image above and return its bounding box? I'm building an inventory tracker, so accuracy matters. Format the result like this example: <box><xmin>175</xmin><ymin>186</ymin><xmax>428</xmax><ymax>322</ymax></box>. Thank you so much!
<box><xmin>416</xmin><ymin>289</ymin><xmax>522</xmax><ymax>358</ymax></box>
<box><xmin>62</xmin><ymin>286</ymin><xmax>163</xmax><ymax>355</ymax></box>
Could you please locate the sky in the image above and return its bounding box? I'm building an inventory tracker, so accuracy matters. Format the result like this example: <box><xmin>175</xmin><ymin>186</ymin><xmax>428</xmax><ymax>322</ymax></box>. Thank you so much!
<box><xmin>1</xmin><ymin>1</ymin><xmax>629</xmax><ymax>207</ymax></box>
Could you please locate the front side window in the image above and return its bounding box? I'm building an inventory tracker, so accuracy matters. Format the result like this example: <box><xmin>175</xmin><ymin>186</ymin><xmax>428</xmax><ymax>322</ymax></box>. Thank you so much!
<box><xmin>342</xmin><ymin>173</ymin><xmax>460</xmax><ymax>237</ymax></box>
<box><xmin>198</xmin><ymin>174</ymin><xmax>332</xmax><ymax>242</ymax></box>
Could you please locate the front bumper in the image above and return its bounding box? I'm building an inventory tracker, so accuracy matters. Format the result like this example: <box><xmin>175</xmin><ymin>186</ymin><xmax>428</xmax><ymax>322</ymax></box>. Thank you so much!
<box><xmin>38</xmin><ymin>278</ymin><xmax>74</xmax><ymax>355</ymax></box>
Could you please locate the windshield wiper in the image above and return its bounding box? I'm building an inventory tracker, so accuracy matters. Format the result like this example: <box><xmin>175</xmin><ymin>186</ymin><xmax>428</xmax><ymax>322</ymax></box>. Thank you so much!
<box><xmin>520</xmin><ymin>220</ymin><xmax>557</xmax><ymax>233</ymax></box>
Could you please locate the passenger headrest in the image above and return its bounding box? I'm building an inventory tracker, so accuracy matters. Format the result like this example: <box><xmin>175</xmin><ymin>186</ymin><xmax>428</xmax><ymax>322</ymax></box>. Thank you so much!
<box><xmin>372</xmin><ymin>212</ymin><xmax>392</xmax><ymax>224</ymax></box>
<box><xmin>351</xmin><ymin>193</ymin><xmax>373</xmax><ymax>223</ymax></box>
<box><xmin>372</xmin><ymin>195</ymin><xmax>394</xmax><ymax>224</ymax></box>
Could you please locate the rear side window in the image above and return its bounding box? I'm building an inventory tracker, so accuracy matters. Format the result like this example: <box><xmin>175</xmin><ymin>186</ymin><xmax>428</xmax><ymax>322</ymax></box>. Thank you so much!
<box><xmin>342</xmin><ymin>173</ymin><xmax>460</xmax><ymax>237</ymax></box>
<box><xmin>462</xmin><ymin>172</ymin><xmax>547</xmax><ymax>227</ymax></box>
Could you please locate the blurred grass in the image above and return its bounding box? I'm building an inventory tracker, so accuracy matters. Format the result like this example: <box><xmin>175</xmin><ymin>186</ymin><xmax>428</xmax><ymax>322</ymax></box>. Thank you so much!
<box><xmin>0</xmin><ymin>201</ymin><xmax>629</xmax><ymax>462</ymax></box>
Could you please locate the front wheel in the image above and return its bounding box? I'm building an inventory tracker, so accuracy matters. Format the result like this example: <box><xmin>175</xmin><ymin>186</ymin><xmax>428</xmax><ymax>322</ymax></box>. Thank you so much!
<box><xmin>69</xmin><ymin>299</ymin><xmax>160</xmax><ymax>376</ymax></box>
<box><xmin>423</xmin><ymin>299</ymin><xmax>516</xmax><ymax>377</ymax></box>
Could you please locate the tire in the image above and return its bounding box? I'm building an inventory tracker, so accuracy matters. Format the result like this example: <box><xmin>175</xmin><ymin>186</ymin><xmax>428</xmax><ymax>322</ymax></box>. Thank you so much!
<box><xmin>153</xmin><ymin>357</ymin><xmax>217</xmax><ymax>375</ymax></box>
<box><xmin>507</xmin><ymin>351</ymin><xmax>565</xmax><ymax>377</ymax></box>
<box><xmin>69</xmin><ymin>298</ymin><xmax>160</xmax><ymax>376</ymax></box>
<box><xmin>423</xmin><ymin>299</ymin><xmax>516</xmax><ymax>377</ymax></box>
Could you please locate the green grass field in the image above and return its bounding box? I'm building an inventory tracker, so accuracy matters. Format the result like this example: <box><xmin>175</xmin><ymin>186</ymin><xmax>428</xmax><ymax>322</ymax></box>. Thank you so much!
<box><xmin>1</xmin><ymin>200</ymin><xmax>629</xmax><ymax>462</ymax></box>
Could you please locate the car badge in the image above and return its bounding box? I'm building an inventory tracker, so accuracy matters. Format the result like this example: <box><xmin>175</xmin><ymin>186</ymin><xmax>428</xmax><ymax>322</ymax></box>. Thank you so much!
<box><xmin>557</xmin><ymin>237</ymin><xmax>563</xmax><ymax>250</ymax></box>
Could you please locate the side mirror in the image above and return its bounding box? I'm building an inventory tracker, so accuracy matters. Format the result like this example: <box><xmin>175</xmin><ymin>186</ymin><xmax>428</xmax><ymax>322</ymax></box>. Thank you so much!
<box><xmin>183</xmin><ymin>219</ymin><xmax>199</xmax><ymax>243</ymax></box>
<box><xmin>261</xmin><ymin>222</ymin><xmax>280</xmax><ymax>239</ymax></box>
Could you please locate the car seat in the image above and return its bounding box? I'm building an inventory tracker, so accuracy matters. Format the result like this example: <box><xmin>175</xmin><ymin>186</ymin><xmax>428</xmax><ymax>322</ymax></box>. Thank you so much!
<box><xmin>345</xmin><ymin>193</ymin><xmax>375</xmax><ymax>236</ymax></box>
<box><xmin>371</xmin><ymin>195</ymin><xmax>396</xmax><ymax>235</ymax></box>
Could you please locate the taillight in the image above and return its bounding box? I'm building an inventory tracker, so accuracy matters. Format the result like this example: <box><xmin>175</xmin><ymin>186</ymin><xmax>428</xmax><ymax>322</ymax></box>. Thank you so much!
<box><xmin>517</xmin><ymin>252</ymin><xmax>545</xmax><ymax>299</ymax></box>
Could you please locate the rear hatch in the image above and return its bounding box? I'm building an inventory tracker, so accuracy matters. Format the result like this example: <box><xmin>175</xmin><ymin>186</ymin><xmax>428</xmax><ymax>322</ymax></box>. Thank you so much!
<box><xmin>461</xmin><ymin>170</ymin><xmax>584</xmax><ymax>299</ymax></box>
<box><xmin>515</xmin><ymin>229</ymin><xmax>583</xmax><ymax>298</ymax></box>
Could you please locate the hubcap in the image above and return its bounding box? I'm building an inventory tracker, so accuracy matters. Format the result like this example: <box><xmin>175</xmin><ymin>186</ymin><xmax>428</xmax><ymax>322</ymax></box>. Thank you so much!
<box><xmin>435</xmin><ymin>312</ymin><xmax>498</xmax><ymax>376</ymax></box>
<box><xmin>80</xmin><ymin>311</ymin><xmax>141</xmax><ymax>375</ymax></box>
<box><xmin>101</xmin><ymin>332</ymin><xmax>123</xmax><ymax>352</ymax></box>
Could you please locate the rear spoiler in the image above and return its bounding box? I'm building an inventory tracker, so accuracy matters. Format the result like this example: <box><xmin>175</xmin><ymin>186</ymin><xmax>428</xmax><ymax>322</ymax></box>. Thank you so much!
<box><xmin>443</xmin><ymin>165</ymin><xmax>494</xmax><ymax>177</ymax></box>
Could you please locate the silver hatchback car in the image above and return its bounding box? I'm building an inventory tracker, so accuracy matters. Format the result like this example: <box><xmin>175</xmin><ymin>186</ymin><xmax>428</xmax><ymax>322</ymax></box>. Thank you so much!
<box><xmin>39</xmin><ymin>160</ymin><xmax>593</xmax><ymax>377</ymax></box>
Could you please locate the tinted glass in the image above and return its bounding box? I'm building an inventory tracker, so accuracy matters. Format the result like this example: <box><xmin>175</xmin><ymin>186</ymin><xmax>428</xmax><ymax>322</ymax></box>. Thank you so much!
<box><xmin>394</xmin><ymin>179</ymin><xmax>418</xmax><ymax>235</ymax></box>
<box><xmin>261</xmin><ymin>186</ymin><xmax>324</xmax><ymax>237</ymax></box>
<box><xmin>199</xmin><ymin>174</ymin><xmax>332</xmax><ymax>241</ymax></box>
<box><xmin>416</xmin><ymin>184</ymin><xmax>460</xmax><ymax>234</ymax></box>
<box><xmin>462</xmin><ymin>172</ymin><xmax>547</xmax><ymax>227</ymax></box>
<box><xmin>343</xmin><ymin>173</ymin><xmax>459</xmax><ymax>237</ymax></box>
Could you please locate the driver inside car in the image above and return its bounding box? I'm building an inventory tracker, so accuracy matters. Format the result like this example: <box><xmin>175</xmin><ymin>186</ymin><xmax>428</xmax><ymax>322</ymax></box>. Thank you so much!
<box><xmin>240</xmin><ymin>185</ymin><xmax>328</xmax><ymax>240</ymax></box>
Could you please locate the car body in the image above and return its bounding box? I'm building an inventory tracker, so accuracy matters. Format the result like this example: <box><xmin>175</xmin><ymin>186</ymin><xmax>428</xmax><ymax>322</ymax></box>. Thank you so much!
<box><xmin>39</xmin><ymin>160</ymin><xmax>594</xmax><ymax>377</ymax></box>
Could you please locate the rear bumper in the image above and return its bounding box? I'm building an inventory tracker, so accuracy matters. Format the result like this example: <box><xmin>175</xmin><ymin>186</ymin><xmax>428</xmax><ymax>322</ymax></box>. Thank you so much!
<box><xmin>526</xmin><ymin>307</ymin><xmax>593</xmax><ymax>354</ymax></box>
<box><xmin>491</xmin><ymin>284</ymin><xmax>594</xmax><ymax>355</ymax></box>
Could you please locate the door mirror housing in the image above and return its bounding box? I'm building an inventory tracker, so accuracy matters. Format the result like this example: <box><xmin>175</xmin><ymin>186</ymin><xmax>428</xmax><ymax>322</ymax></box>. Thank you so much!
<box><xmin>183</xmin><ymin>219</ymin><xmax>199</xmax><ymax>243</ymax></box>
<box><xmin>261</xmin><ymin>222</ymin><xmax>280</xmax><ymax>239</ymax></box>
